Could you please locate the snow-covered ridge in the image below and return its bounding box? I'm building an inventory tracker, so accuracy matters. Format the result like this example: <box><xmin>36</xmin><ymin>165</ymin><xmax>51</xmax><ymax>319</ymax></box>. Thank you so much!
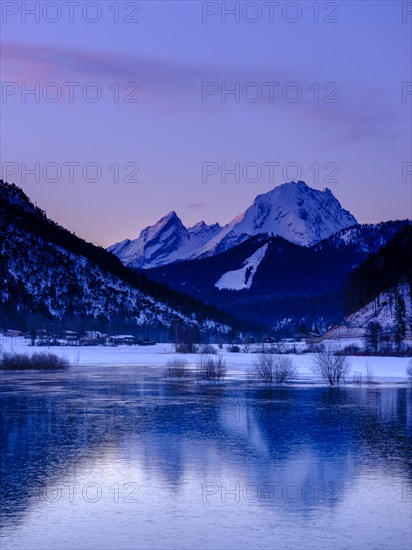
<box><xmin>345</xmin><ymin>281</ymin><xmax>411</xmax><ymax>331</ymax></box>
<box><xmin>109</xmin><ymin>211</ymin><xmax>222</xmax><ymax>269</ymax></box>
<box><xmin>109</xmin><ymin>181</ymin><xmax>357</xmax><ymax>269</ymax></box>
<box><xmin>313</xmin><ymin>220</ymin><xmax>412</xmax><ymax>255</ymax></box>
<box><xmin>210</xmin><ymin>181</ymin><xmax>356</xmax><ymax>251</ymax></box>
<box><xmin>0</xmin><ymin>223</ymin><xmax>195</xmax><ymax>329</ymax></box>
<box><xmin>0</xmin><ymin>180</ymin><xmax>231</xmax><ymax>334</ymax></box>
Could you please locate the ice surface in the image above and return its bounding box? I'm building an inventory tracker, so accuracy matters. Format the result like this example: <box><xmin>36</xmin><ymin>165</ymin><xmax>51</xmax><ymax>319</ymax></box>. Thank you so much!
<box><xmin>1</xmin><ymin>336</ymin><xmax>410</xmax><ymax>382</ymax></box>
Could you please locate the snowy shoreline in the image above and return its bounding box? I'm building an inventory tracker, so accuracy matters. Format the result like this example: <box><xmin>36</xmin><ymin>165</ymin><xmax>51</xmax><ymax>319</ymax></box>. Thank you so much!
<box><xmin>1</xmin><ymin>337</ymin><xmax>411</xmax><ymax>384</ymax></box>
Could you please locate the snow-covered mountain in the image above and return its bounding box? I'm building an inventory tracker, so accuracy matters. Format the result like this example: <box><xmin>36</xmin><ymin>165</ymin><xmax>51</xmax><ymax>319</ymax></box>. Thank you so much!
<box><xmin>207</xmin><ymin>180</ymin><xmax>357</xmax><ymax>252</ymax></box>
<box><xmin>144</xmin><ymin>220</ymin><xmax>412</xmax><ymax>331</ymax></box>
<box><xmin>109</xmin><ymin>181</ymin><xmax>357</xmax><ymax>269</ymax></box>
<box><xmin>0</xmin><ymin>180</ymin><xmax>231</xmax><ymax>335</ymax></box>
<box><xmin>109</xmin><ymin>211</ymin><xmax>222</xmax><ymax>269</ymax></box>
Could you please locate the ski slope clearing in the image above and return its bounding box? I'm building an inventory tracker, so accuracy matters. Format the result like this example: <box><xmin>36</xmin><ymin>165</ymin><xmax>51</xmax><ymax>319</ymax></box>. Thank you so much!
<box><xmin>215</xmin><ymin>243</ymin><xmax>268</xmax><ymax>290</ymax></box>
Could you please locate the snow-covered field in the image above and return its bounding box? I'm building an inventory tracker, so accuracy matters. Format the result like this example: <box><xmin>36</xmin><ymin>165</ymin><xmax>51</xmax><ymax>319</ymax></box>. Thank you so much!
<box><xmin>1</xmin><ymin>336</ymin><xmax>410</xmax><ymax>384</ymax></box>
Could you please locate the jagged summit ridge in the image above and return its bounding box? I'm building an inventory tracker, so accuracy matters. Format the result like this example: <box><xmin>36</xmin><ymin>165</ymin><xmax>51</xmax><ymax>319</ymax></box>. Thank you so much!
<box><xmin>108</xmin><ymin>210</ymin><xmax>222</xmax><ymax>269</ymax></box>
<box><xmin>109</xmin><ymin>181</ymin><xmax>357</xmax><ymax>268</ymax></box>
<box><xmin>216</xmin><ymin>181</ymin><xmax>357</xmax><ymax>248</ymax></box>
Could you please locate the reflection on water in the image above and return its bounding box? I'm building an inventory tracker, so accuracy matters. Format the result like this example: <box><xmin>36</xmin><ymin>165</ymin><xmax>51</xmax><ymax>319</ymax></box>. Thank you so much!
<box><xmin>1</xmin><ymin>366</ymin><xmax>411</xmax><ymax>550</ymax></box>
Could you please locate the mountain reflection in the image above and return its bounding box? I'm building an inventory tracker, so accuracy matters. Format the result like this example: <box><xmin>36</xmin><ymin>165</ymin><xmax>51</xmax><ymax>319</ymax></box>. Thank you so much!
<box><xmin>1</xmin><ymin>367</ymin><xmax>411</xmax><ymax>527</ymax></box>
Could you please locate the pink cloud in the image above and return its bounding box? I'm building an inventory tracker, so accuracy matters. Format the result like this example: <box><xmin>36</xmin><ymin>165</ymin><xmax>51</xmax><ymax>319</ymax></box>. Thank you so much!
<box><xmin>1</xmin><ymin>41</ymin><xmax>396</xmax><ymax>145</ymax></box>
<box><xmin>0</xmin><ymin>41</ymin><xmax>218</xmax><ymax>112</ymax></box>
<box><xmin>186</xmin><ymin>202</ymin><xmax>206</xmax><ymax>211</ymax></box>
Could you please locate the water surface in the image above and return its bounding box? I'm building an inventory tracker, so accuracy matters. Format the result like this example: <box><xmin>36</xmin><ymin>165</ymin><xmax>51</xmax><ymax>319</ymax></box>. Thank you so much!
<box><xmin>1</xmin><ymin>366</ymin><xmax>411</xmax><ymax>549</ymax></box>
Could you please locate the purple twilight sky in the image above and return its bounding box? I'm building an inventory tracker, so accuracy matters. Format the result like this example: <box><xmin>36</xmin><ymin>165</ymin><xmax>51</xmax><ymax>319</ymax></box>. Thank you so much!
<box><xmin>0</xmin><ymin>0</ymin><xmax>411</xmax><ymax>247</ymax></box>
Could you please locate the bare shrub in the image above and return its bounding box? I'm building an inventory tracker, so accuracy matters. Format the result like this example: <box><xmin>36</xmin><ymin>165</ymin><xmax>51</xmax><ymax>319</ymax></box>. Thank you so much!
<box><xmin>365</xmin><ymin>364</ymin><xmax>375</xmax><ymax>384</ymax></box>
<box><xmin>307</xmin><ymin>343</ymin><xmax>325</xmax><ymax>354</ymax></box>
<box><xmin>197</xmin><ymin>354</ymin><xmax>226</xmax><ymax>381</ymax></box>
<box><xmin>273</xmin><ymin>356</ymin><xmax>297</xmax><ymax>383</ymax></box>
<box><xmin>0</xmin><ymin>353</ymin><xmax>32</xmax><ymax>370</ymax></box>
<box><xmin>199</xmin><ymin>344</ymin><xmax>217</xmax><ymax>355</ymax></box>
<box><xmin>166</xmin><ymin>358</ymin><xmax>189</xmax><ymax>378</ymax></box>
<box><xmin>251</xmin><ymin>354</ymin><xmax>274</xmax><ymax>383</ymax></box>
<box><xmin>228</xmin><ymin>344</ymin><xmax>240</xmax><ymax>353</ymax></box>
<box><xmin>1</xmin><ymin>352</ymin><xmax>69</xmax><ymax>370</ymax></box>
<box><xmin>406</xmin><ymin>359</ymin><xmax>412</xmax><ymax>383</ymax></box>
<box><xmin>337</xmin><ymin>344</ymin><xmax>361</xmax><ymax>356</ymax></box>
<box><xmin>30</xmin><ymin>353</ymin><xmax>68</xmax><ymax>370</ymax></box>
<box><xmin>242</xmin><ymin>338</ymin><xmax>253</xmax><ymax>353</ymax></box>
<box><xmin>250</xmin><ymin>354</ymin><xmax>297</xmax><ymax>384</ymax></box>
<box><xmin>311</xmin><ymin>348</ymin><xmax>351</xmax><ymax>385</ymax></box>
<box><xmin>265</xmin><ymin>343</ymin><xmax>281</xmax><ymax>354</ymax></box>
<box><xmin>175</xmin><ymin>342</ymin><xmax>198</xmax><ymax>354</ymax></box>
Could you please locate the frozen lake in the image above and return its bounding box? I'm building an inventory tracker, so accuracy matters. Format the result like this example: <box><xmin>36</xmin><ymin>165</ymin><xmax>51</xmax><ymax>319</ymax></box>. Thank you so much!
<box><xmin>1</xmin><ymin>365</ymin><xmax>411</xmax><ymax>549</ymax></box>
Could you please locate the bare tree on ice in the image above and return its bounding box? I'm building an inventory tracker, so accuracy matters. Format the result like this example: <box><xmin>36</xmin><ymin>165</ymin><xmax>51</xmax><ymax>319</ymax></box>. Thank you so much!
<box><xmin>311</xmin><ymin>348</ymin><xmax>351</xmax><ymax>386</ymax></box>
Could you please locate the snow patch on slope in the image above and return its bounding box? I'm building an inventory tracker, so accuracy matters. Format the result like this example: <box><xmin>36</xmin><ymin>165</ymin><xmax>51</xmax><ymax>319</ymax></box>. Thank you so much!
<box><xmin>215</xmin><ymin>243</ymin><xmax>268</xmax><ymax>291</ymax></box>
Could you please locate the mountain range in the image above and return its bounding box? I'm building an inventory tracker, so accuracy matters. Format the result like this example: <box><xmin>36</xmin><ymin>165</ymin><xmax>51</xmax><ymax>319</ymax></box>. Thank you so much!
<box><xmin>143</xmin><ymin>221</ymin><xmax>410</xmax><ymax>331</ymax></box>
<box><xmin>1</xmin><ymin>179</ymin><xmax>410</xmax><ymax>337</ymax></box>
<box><xmin>108</xmin><ymin>181</ymin><xmax>357</xmax><ymax>269</ymax></box>
<box><xmin>107</xmin><ymin>180</ymin><xmax>410</xmax><ymax>333</ymax></box>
